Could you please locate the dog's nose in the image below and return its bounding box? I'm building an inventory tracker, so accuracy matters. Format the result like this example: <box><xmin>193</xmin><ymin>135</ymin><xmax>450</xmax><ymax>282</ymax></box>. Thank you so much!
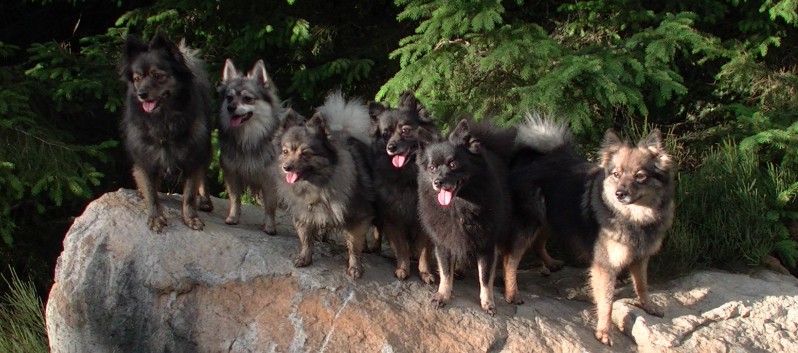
<box><xmin>433</xmin><ymin>179</ymin><xmax>442</xmax><ymax>188</ymax></box>
<box><xmin>282</xmin><ymin>164</ymin><xmax>293</xmax><ymax>172</ymax></box>
<box><xmin>386</xmin><ymin>143</ymin><xmax>397</xmax><ymax>153</ymax></box>
<box><xmin>615</xmin><ymin>190</ymin><xmax>629</xmax><ymax>199</ymax></box>
<box><xmin>227</xmin><ymin>105</ymin><xmax>236</xmax><ymax>113</ymax></box>
<box><xmin>137</xmin><ymin>91</ymin><xmax>148</xmax><ymax>100</ymax></box>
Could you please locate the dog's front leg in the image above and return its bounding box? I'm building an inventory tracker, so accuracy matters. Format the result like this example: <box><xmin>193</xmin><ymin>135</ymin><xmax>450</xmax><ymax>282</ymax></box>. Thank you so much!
<box><xmin>477</xmin><ymin>247</ymin><xmax>498</xmax><ymax>316</ymax></box>
<box><xmin>590</xmin><ymin>263</ymin><xmax>617</xmax><ymax>346</ymax></box>
<box><xmin>432</xmin><ymin>247</ymin><xmax>454</xmax><ymax>308</ymax></box>
<box><xmin>181</xmin><ymin>169</ymin><xmax>204</xmax><ymax>230</ymax></box>
<box><xmin>132</xmin><ymin>165</ymin><xmax>167</xmax><ymax>233</ymax></box>
<box><xmin>293</xmin><ymin>220</ymin><xmax>314</xmax><ymax>267</ymax></box>
<box><xmin>629</xmin><ymin>257</ymin><xmax>663</xmax><ymax>317</ymax></box>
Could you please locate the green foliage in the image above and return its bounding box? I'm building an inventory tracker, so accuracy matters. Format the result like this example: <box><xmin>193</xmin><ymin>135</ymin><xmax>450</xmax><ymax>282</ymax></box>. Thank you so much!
<box><xmin>0</xmin><ymin>40</ymin><xmax>116</xmax><ymax>246</ymax></box>
<box><xmin>653</xmin><ymin>141</ymin><xmax>798</xmax><ymax>276</ymax></box>
<box><xmin>0</xmin><ymin>269</ymin><xmax>48</xmax><ymax>353</ymax></box>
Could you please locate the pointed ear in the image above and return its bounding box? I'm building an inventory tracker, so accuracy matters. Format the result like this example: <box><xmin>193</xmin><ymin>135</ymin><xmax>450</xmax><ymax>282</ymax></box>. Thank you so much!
<box><xmin>280</xmin><ymin>108</ymin><xmax>304</xmax><ymax>130</ymax></box>
<box><xmin>307</xmin><ymin>112</ymin><xmax>333</xmax><ymax>139</ymax></box>
<box><xmin>120</xmin><ymin>35</ymin><xmax>147</xmax><ymax>78</ymax></box>
<box><xmin>416</xmin><ymin>127</ymin><xmax>438</xmax><ymax>151</ymax></box>
<box><xmin>398</xmin><ymin>91</ymin><xmax>433</xmax><ymax>123</ymax></box>
<box><xmin>368</xmin><ymin>101</ymin><xmax>386</xmax><ymax>120</ymax></box>
<box><xmin>247</xmin><ymin>60</ymin><xmax>272</xmax><ymax>88</ymax></box>
<box><xmin>221</xmin><ymin>58</ymin><xmax>240</xmax><ymax>83</ymax></box>
<box><xmin>639</xmin><ymin>129</ymin><xmax>672</xmax><ymax>170</ymax></box>
<box><xmin>449</xmin><ymin>119</ymin><xmax>480</xmax><ymax>154</ymax></box>
<box><xmin>600</xmin><ymin>129</ymin><xmax>623</xmax><ymax>168</ymax></box>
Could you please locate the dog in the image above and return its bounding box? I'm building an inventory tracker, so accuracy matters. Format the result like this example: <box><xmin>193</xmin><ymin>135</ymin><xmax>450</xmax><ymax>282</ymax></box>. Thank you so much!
<box><xmin>275</xmin><ymin>92</ymin><xmax>375</xmax><ymax>279</ymax></box>
<box><xmin>368</xmin><ymin>91</ymin><xmax>440</xmax><ymax>284</ymax></box>
<box><xmin>416</xmin><ymin>119</ymin><xmax>518</xmax><ymax>315</ymax></box>
<box><xmin>513</xmin><ymin>116</ymin><xmax>675</xmax><ymax>346</ymax></box>
<box><xmin>217</xmin><ymin>59</ymin><xmax>284</xmax><ymax>234</ymax></box>
<box><xmin>119</xmin><ymin>34</ymin><xmax>213</xmax><ymax>233</ymax></box>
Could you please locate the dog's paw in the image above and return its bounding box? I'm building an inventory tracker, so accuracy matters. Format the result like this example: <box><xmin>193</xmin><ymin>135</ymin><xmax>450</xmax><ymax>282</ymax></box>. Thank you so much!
<box><xmin>293</xmin><ymin>255</ymin><xmax>312</xmax><ymax>268</ymax></box>
<box><xmin>148</xmin><ymin>216</ymin><xmax>168</xmax><ymax>233</ymax></box>
<box><xmin>199</xmin><ymin>200</ymin><xmax>213</xmax><ymax>212</ymax></box>
<box><xmin>224</xmin><ymin>216</ymin><xmax>239</xmax><ymax>225</ymax></box>
<box><xmin>420</xmin><ymin>271</ymin><xmax>437</xmax><ymax>285</ymax></box>
<box><xmin>595</xmin><ymin>329</ymin><xmax>613</xmax><ymax>346</ymax></box>
<box><xmin>504</xmin><ymin>293</ymin><xmax>524</xmax><ymax>305</ymax></box>
<box><xmin>261</xmin><ymin>224</ymin><xmax>277</xmax><ymax>236</ymax></box>
<box><xmin>545</xmin><ymin>258</ymin><xmax>565</xmax><ymax>272</ymax></box>
<box><xmin>184</xmin><ymin>217</ymin><xmax>204</xmax><ymax>231</ymax></box>
<box><xmin>634</xmin><ymin>300</ymin><xmax>664</xmax><ymax>317</ymax></box>
<box><xmin>347</xmin><ymin>264</ymin><xmax>363</xmax><ymax>280</ymax></box>
<box><xmin>483</xmin><ymin>305</ymin><xmax>496</xmax><ymax>316</ymax></box>
<box><xmin>394</xmin><ymin>268</ymin><xmax>409</xmax><ymax>281</ymax></box>
<box><xmin>432</xmin><ymin>295</ymin><xmax>449</xmax><ymax>309</ymax></box>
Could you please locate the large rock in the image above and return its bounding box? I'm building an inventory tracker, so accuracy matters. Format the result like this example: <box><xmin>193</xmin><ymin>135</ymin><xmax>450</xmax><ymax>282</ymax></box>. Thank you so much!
<box><xmin>46</xmin><ymin>189</ymin><xmax>798</xmax><ymax>352</ymax></box>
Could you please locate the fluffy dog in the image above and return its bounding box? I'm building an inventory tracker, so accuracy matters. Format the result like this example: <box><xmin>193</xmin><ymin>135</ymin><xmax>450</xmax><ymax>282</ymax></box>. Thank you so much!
<box><xmin>513</xmin><ymin>116</ymin><xmax>675</xmax><ymax>345</ymax></box>
<box><xmin>119</xmin><ymin>34</ymin><xmax>213</xmax><ymax>233</ymax></box>
<box><xmin>368</xmin><ymin>91</ymin><xmax>439</xmax><ymax>284</ymax></box>
<box><xmin>275</xmin><ymin>92</ymin><xmax>375</xmax><ymax>279</ymax></box>
<box><xmin>217</xmin><ymin>59</ymin><xmax>284</xmax><ymax>234</ymax></box>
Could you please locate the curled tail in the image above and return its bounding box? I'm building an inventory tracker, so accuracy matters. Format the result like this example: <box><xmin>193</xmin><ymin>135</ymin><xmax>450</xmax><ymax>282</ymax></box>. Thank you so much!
<box><xmin>514</xmin><ymin>113</ymin><xmax>572</xmax><ymax>153</ymax></box>
<box><xmin>316</xmin><ymin>90</ymin><xmax>371</xmax><ymax>145</ymax></box>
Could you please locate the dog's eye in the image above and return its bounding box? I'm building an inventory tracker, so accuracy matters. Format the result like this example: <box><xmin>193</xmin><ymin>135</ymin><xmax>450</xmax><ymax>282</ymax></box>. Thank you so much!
<box><xmin>401</xmin><ymin>126</ymin><xmax>412</xmax><ymax>135</ymax></box>
<box><xmin>448</xmin><ymin>160</ymin><xmax>458</xmax><ymax>169</ymax></box>
<box><xmin>427</xmin><ymin>164</ymin><xmax>436</xmax><ymax>172</ymax></box>
<box><xmin>226</xmin><ymin>95</ymin><xmax>234</xmax><ymax>101</ymax></box>
<box><xmin>381</xmin><ymin>131</ymin><xmax>390</xmax><ymax>139</ymax></box>
<box><xmin>612</xmin><ymin>171</ymin><xmax>621</xmax><ymax>179</ymax></box>
<box><xmin>152</xmin><ymin>72</ymin><xmax>164</xmax><ymax>81</ymax></box>
<box><xmin>635</xmin><ymin>171</ymin><xmax>647</xmax><ymax>182</ymax></box>
<box><xmin>132</xmin><ymin>75</ymin><xmax>142</xmax><ymax>82</ymax></box>
<box><xmin>281</xmin><ymin>148</ymin><xmax>289</xmax><ymax>155</ymax></box>
<box><xmin>301</xmin><ymin>150</ymin><xmax>312</xmax><ymax>158</ymax></box>
<box><xmin>242</xmin><ymin>96</ymin><xmax>253</xmax><ymax>104</ymax></box>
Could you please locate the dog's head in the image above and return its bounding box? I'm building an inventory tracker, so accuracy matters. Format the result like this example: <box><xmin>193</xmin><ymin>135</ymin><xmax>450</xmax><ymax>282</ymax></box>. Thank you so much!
<box><xmin>600</xmin><ymin>129</ymin><xmax>673</xmax><ymax>209</ymax></box>
<box><xmin>217</xmin><ymin>59</ymin><xmax>281</xmax><ymax>132</ymax></box>
<box><xmin>120</xmin><ymin>34</ymin><xmax>192</xmax><ymax>114</ymax></box>
<box><xmin>417</xmin><ymin>119</ymin><xmax>481</xmax><ymax>207</ymax></box>
<box><xmin>369</xmin><ymin>91</ymin><xmax>439</xmax><ymax>169</ymax></box>
<box><xmin>277</xmin><ymin>110</ymin><xmax>337</xmax><ymax>185</ymax></box>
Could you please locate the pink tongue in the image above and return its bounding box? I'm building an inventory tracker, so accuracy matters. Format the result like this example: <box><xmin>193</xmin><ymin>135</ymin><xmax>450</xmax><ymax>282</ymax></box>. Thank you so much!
<box><xmin>142</xmin><ymin>101</ymin><xmax>156</xmax><ymax>113</ymax></box>
<box><xmin>437</xmin><ymin>189</ymin><xmax>453</xmax><ymax>206</ymax></box>
<box><xmin>391</xmin><ymin>154</ymin><xmax>408</xmax><ymax>168</ymax></box>
<box><xmin>285</xmin><ymin>172</ymin><xmax>299</xmax><ymax>184</ymax></box>
<box><xmin>230</xmin><ymin>116</ymin><xmax>243</xmax><ymax>128</ymax></box>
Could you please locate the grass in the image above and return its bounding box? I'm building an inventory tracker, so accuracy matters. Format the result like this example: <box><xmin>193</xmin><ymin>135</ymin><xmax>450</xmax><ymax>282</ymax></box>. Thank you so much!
<box><xmin>0</xmin><ymin>268</ymin><xmax>48</xmax><ymax>353</ymax></box>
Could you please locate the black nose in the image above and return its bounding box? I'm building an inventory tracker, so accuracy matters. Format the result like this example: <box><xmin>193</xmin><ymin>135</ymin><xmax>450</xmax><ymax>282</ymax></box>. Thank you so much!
<box><xmin>227</xmin><ymin>105</ymin><xmax>237</xmax><ymax>113</ymax></box>
<box><xmin>615</xmin><ymin>190</ymin><xmax>629</xmax><ymax>199</ymax></box>
<box><xmin>433</xmin><ymin>179</ymin><xmax>442</xmax><ymax>188</ymax></box>
<box><xmin>386</xmin><ymin>143</ymin><xmax>397</xmax><ymax>153</ymax></box>
<box><xmin>137</xmin><ymin>91</ymin><xmax>148</xmax><ymax>100</ymax></box>
<box><xmin>282</xmin><ymin>164</ymin><xmax>293</xmax><ymax>172</ymax></box>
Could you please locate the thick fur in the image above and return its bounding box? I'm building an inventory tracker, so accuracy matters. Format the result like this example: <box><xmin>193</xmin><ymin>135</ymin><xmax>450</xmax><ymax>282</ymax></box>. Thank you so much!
<box><xmin>416</xmin><ymin>119</ymin><xmax>516</xmax><ymax>315</ymax></box>
<box><xmin>275</xmin><ymin>92</ymin><xmax>375</xmax><ymax>279</ymax></box>
<box><xmin>218</xmin><ymin>59</ymin><xmax>284</xmax><ymax>234</ymax></box>
<box><xmin>513</xmin><ymin>115</ymin><xmax>675</xmax><ymax>346</ymax></box>
<box><xmin>368</xmin><ymin>91</ymin><xmax>439</xmax><ymax>284</ymax></box>
<box><xmin>119</xmin><ymin>34</ymin><xmax>213</xmax><ymax>233</ymax></box>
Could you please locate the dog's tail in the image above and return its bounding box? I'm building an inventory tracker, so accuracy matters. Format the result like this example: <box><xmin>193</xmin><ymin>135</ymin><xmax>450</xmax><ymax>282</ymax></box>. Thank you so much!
<box><xmin>316</xmin><ymin>90</ymin><xmax>371</xmax><ymax>145</ymax></box>
<box><xmin>514</xmin><ymin>112</ymin><xmax>572</xmax><ymax>153</ymax></box>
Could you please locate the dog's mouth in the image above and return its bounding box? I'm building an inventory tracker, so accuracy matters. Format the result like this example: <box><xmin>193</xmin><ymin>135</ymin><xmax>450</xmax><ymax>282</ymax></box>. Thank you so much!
<box><xmin>141</xmin><ymin>100</ymin><xmax>158</xmax><ymax>113</ymax></box>
<box><xmin>230</xmin><ymin>112</ymin><xmax>254</xmax><ymax>128</ymax></box>
<box><xmin>284</xmin><ymin>171</ymin><xmax>300</xmax><ymax>184</ymax></box>
<box><xmin>433</xmin><ymin>180</ymin><xmax>460</xmax><ymax>207</ymax></box>
<box><xmin>389</xmin><ymin>149</ymin><xmax>412</xmax><ymax>168</ymax></box>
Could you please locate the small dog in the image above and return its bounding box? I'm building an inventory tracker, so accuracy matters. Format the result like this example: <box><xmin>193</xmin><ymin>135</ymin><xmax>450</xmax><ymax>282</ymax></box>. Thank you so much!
<box><xmin>119</xmin><ymin>34</ymin><xmax>213</xmax><ymax>233</ymax></box>
<box><xmin>416</xmin><ymin>119</ymin><xmax>517</xmax><ymax>315</ymax></box>
<box><xmin>217</xmin><ymin>59</ymin><xmax>284</xmax><ymax>234</ymax></box>
<box><xmin>275</xmin><ymin>92</ymin><xmax>375</xmax><ymax>279</ymax></box>
<box><xmin>368</xmin><ymin>91</ymin><xmax>440</xmax><ymax>284</ymax></box>
<box><xmin>513</xmin><ymin>116</ymin><xmax>675</xmax><ymax>346</ymax></box>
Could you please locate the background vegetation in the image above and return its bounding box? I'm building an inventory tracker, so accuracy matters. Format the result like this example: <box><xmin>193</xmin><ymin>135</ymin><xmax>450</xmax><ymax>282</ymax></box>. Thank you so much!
<box><xmin>1</xmin><ymin>2</ymin><xmax>797</xmax><ymax>339</ymax></box>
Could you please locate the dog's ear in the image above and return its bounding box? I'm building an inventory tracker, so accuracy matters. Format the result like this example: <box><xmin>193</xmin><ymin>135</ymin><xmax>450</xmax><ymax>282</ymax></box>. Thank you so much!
<box><xmin>398</xmin><ymin>91</ymin><xmax>433</xmax><ymax>124</ymax></box>
<box><xmin>368</xmin><ymin>101</ymin><xmax>386</xmax><ymax>120</ymax></box>
<box><xmin>280</xmin><ymin>108</ymin><xmax>304</xmax><ymax>130</ymax></box>
<box><xmin>416</xmin><ymin>127</ymin><xmax>439</xmax><ymax>151</ymax></box>
<box><xmin>600</xmin><ymin>129</ymin><xmax>623</xmax><ymax>168</ymax></box>
<box><xmin>307</xmin><ymin>112</ymin><xmax>334</xmax><ymax>140</ymax></box>
<box><xmin>639</xmin><ymin>129</ymin><xmax>672</xmax><ymax>171</ymax></box>
<box><xmin>248</xmin><ymin>60</ymin><xmax>273</xmax><ymax>89</ymax></box>
<box><xmin>449</xmin><ymin>119</ymin><xmax>481</xmax><ymax>154</ymax></box>
<box><xmin>120</xmin><ymin>35</ymin><xmax>148</xmax><ymax>79</ymax></box>
<box><xmin>221</xmin><ymin>58</ymin><xmax>240</xmax><ymax>83</ymax></box>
